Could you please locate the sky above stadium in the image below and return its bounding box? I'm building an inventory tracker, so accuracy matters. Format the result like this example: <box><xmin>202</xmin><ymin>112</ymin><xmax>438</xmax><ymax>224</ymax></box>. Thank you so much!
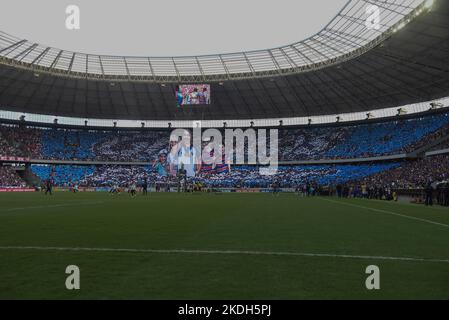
<box><xmin>0</xmin><ymin>0</ymin><xmax>347</xmax><ymax>57</ymax></box>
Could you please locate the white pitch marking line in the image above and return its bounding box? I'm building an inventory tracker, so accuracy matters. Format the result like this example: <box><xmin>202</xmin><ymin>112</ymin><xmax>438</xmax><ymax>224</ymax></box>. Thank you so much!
<box><xmin>321</xmin><ymin>198</ymin><xmax>449</xmax><ymax>229</ymax></box>
<box><xmin>0</xmin><ymin>246</ymin><xmax>448</xmax><ymax>264</ymax></box>
<box><xmin>0</xmin><ymin>201</ymin><xmax>105</xmax><ymax>213</ymax></box>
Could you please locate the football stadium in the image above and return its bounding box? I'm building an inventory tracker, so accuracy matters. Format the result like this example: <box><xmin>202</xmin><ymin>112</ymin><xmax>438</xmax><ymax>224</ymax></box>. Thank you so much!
<box><xmin>0</xmin><ymin>0</ymin><xmax>448</xmax><ymax>301</ymax></box>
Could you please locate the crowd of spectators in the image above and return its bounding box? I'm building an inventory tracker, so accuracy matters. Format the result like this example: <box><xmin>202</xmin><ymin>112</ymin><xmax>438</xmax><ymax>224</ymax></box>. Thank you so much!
<box><xmin>0</xmin><ymin>132</ymin><xmax>18</xmax><ymax>156</ymax></box>
<box><xmin>31</xmin><ymin>164</ymin><xmax>95</xmax><ymax>187</ymax></box>
<box><xmin>0</xmin><ymin>166</ymin><xmax>26</xmax><ymax>188</ymax></box>
<box><xmin>403</xmin><ymin>119</ymin><xmax>449</xmax><ymax>153</ymax></box>
<box><xmin>0</xmin><ymin>125</ymin><xmax>41</xmax><ymax>157</ymax></box>
<box><xmin>355</xmin><ymin>155</ymin><xmax>449</xmax><ymax>189</ymax></box>
<box><xmin>0</xmin><ymin>127</ymin><xmax>25</xmax><ymax>156</ymax></box>
<box><xmin>2</xmin><ymin>112</ymin><xmax>449</xmax><ymax>162</ymax></box>
<box><xmin>321</xmin><ymin>114</ymin><xmax>449</xmax><ymax>159</ymax></box>
<box><xmin>428</xmin><ymin>139</ymin><xmax>449</xmax><ymax>152</ymax></box>
<box><xmin>91</xmin><ymin>132</ymin><xmax>167</xmax><ymax>162</ymax></box>
<box><xmin>2</xmin><ymin>112</ymin><xmax>449</xmax><ymax>191</ymax></box>
<box><xmin>279</xmin><ymin>127</ymin><xmax>348</xmax><ymax>160</ymax></box>
<box><xmin>190</xmin><ymin>163</ymin><xmax>399</xmax><ymax>188</ymax></box>
<box><xmin>40</xmin><ymin>129</ymin><xmax>104</xmax><ymax>160</ymax></box>
<box><xmin>29</xmin><ymin>152</ymin><xmax>449</xmax><ymax>192</ymax></box>
<box><xmin>30</xmin><ymin>162</ymin><xmax>399</xmax><ymax>189</ymax></box>
<box><xmin>24</xmin><ymin>153</ymin><xmax>449</xmax><ymax>196</ymax></box>
<box><xmin>79</xmin><ymin>165</ymin><xmax>152</xmax><ymax>187</ymax></box>
<box><xmin>279</xmin><ymin>113</ymin><xmax>449</xmax><ymax>160</ymax></box>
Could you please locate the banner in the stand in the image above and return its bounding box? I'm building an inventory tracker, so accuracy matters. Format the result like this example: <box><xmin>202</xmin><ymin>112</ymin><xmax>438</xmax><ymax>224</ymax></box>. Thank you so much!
<box><xmin>0</xmin><ymin>156</ymin><xmax>30</xmax><ymax>162</ymax></box>
<box><xmin>0</xmin><ymin>188</ymin><xmax>35</xmax><ymax>192</ymax></box>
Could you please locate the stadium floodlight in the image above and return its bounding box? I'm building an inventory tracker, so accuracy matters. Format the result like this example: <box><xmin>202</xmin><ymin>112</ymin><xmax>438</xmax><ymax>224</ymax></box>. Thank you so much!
<box><xmin>397</xmin><ymin>108</ymin><xmax>407</xmax><ymax>116</ymax></box>
<box><xmin>33</xmin><ymin>73</ymin><xmax>40</xmax><ymax>78</ymax></box>
<box><xmin>396</xmin><ymin>22</ymin><xmax>406</xmax><ymax>31</ymax></box>
<box><xmin>430</xmin><ymin>102</ymin><xmax>443</xmax><ymax>110</ymax></box>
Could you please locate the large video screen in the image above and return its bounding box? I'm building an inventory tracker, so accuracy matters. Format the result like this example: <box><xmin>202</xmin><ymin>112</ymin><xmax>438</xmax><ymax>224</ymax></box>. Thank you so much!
<box><xmin>176</xmin><ymin>84</ymin><xmax>211</xmax><ymax>106</ymax></box>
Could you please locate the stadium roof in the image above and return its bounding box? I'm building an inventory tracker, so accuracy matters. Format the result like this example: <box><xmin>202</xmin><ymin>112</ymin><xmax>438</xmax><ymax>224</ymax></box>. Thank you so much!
<box><xmin>0</xmin><ymin>0</ymin><xmax>429</xmax><ymax>80</ymax></box>
<box><xmin>0</xmin><ymin>0</ymin><xmax>448</xmax><ymax>121</ymax></box>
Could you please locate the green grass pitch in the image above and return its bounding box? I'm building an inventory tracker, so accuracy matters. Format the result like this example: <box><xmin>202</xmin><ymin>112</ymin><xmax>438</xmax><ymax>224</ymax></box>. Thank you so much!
<box><xmin>0</xmin><ymin>192</ymin><xmax>448</xmax><ymax>299</ymax></box>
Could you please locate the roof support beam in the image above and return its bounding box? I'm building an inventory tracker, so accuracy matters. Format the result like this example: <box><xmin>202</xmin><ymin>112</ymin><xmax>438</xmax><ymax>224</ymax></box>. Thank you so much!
<box><xmin>0</xmin><ymin>39</ymin><xmax>26</xmax><ymax>55</ymax></box>
<box><xmin>31</xmin><ymin>47</ymin><xmax>51</xmax><ymax>65</ymax></box>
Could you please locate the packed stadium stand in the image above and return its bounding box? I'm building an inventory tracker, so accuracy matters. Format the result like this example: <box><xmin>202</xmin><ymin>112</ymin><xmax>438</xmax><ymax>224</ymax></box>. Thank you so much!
<box><xmin>28</xmin><ymin>162</ymin><xmax>400</xmax><ymax>189</ymax></box>
<box><xmin>428</xmin><ymin>140</ymin><xmax>449</xmax><ymax>152</ymax></box>
<box><xmin>0</xmin><ymin>166</ymin><xmax>26</xmax><ymax>188</ymax></box>
<box><xmin>31</xmin><ymin>164</ymin><xmax>96</xmax><ymax>187</ymax></box>
<box><xmin>357</xmin><ymin>155</ymin><xmax>449</xmax><ymax>189</ymax></box>
<box><xmin>279</xmin><ymin>113</ymin><xmax>449</xmax><ymax>160</ymax></box>
<box><xmin>1</xmin><ymin>108</ymin><xmax>449</xmax><ymax>192</ymax></box>
<box><xmin>1</xmin><ymin>112</ymin><xmax>449</xmax><ymax>161</ymax></box>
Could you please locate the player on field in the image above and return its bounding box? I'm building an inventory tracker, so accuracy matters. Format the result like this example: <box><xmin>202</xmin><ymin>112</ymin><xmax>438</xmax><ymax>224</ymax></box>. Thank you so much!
<box><xmin>130</xmin><ymin>182</ymin><xmax>137</xmax><ymax>198</ymax></box>
<box><xmin>142</xmin><ymin>177</ymin><xmax>148</xmax><ymax>195</ymax></box>
<box><xmin>109</xmin><ymin>183</ymin><xmax>119</xmax><ymax>195</ymax></box>
<box><xmin>44</xmin><ymin>179</ymin><xmax>53</xmax><ymax>196</ymax></box>
<box><xmin>272</xmin><ymin>180</ymin><xmax>281</xmax><ymax>196</ymax></box>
